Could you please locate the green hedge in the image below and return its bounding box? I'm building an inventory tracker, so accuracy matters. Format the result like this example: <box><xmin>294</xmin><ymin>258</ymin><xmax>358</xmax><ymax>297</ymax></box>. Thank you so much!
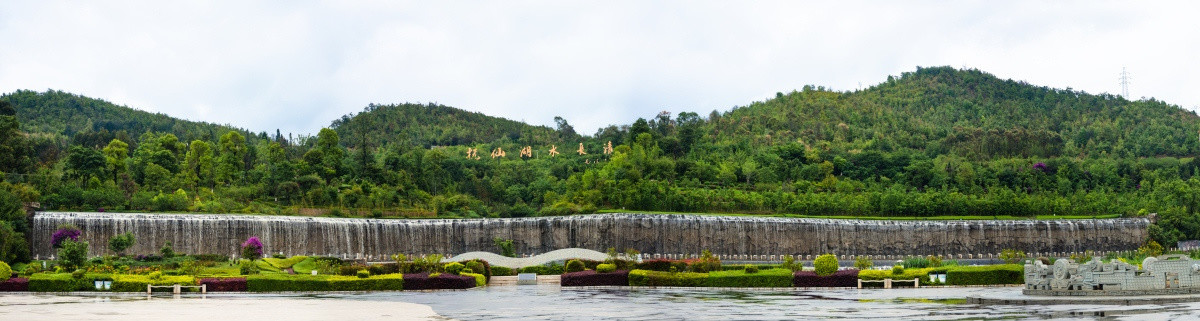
<box><xmin>490</xmin><ymin>266</ymin><xmax>515</xmax><ymax>276</ymax></box>
<box><xmin>246</xmin><ymin>274</ymin><xmax>404</xmax><ymax>292</ymax></box>
<box><xmin>113</xmin><ymin>274</ymin><xmax>197</xmax><ymax>292</ymax></box>
<box><xmin>945</xmin><ymin>264</ymin><xmax>1023</xmax><ymax>285</ymax></box>
<box><xmin>29</xmin><ymin>273</ymin><xmax>94</xmax><ymax>292</ymax></box>
<box><xmin>628</xmin><ymin>270</ymin><xmax>708</xmax><ymax>287</ymax></box>
<box><xmin>858</xmin><ymin>267</ymin><xmax>941</xmax><ymax>281</ymax></box>
<box><xmin>706</xmin><ymin>269</ymin><xmax>793</xmax><ymax>287</ymax></box>
<box><xmin>461</xmin><ymin>272</ymin><xmax>486</xmax><ymax>287</ymax></box>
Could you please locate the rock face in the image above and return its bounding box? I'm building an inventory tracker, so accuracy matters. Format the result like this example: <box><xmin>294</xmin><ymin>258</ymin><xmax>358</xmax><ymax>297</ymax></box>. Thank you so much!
<box><xmin>30</xmin><ymin>212</ymin><xmax>1150</xmax><ymax>258</ymax></box>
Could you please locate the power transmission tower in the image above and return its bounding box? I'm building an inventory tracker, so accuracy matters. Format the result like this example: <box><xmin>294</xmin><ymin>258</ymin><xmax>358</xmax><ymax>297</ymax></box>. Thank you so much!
<box><xmin>1119</xmin><ymin>67</ymin><xmax>1132</xmax><ymax>98</ymax></box>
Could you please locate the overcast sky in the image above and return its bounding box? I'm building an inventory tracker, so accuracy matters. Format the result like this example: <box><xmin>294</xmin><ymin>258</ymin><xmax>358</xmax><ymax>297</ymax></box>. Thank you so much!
<box><xmin>1</xmin><ymin>1</ymin><xmax>1197</xmax><ymax>137</ymax></box>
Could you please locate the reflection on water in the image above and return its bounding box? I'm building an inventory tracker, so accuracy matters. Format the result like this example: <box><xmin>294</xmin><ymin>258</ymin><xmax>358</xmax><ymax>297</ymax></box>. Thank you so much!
<box><xmin>348</xmin><ymin>286</ymin><xmax>1200</xmax><ymax>321</ymax></box>
<box><xmin>7</xmin><ymin>287</ymin><xmax>1200</xmax><ymax>320</ymax></box>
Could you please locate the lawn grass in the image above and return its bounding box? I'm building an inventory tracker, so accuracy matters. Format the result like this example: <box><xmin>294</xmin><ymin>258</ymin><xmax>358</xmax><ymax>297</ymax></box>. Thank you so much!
<box><xmin>290</xmin><ymin>257</ymin><xmax>317</xmax><ymax>274</ymax></box>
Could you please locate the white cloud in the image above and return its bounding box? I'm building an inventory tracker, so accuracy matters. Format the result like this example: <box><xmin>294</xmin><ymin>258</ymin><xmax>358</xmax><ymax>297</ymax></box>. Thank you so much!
<box><xmin>2</xmin><ymin>1</ymin><xmax>1198</xmax><ymax>137</ymax></box>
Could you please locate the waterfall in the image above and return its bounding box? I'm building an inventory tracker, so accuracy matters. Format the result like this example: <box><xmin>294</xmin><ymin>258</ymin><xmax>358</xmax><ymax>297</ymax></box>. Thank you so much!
<box><xmin>29</xmin><ymin>212</ymin><xmax>1151</xmax><ymax>259</ymax></box>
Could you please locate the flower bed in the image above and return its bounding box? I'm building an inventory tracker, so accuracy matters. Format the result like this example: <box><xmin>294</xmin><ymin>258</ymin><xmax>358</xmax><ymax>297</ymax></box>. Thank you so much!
<box><xmin>561</xmin><ymin>270</ymin><xmax>630</xmax><ymax>286</ymax></box>
<box><xmin>198</xmin><ymin>277</ymin><xmax>248</xmax><ymax>292</ymax></box>
<box><xmin>401</xmin><ymin>273</ymin><xmax>476</xmax><ymax>290</ymax></box>
<box><xmin>793</xmin><ymin>269</ymin><xmax>859</xmax><ymax>287</ymax></box>
<box><xmin>0</xmin><ymin>277</ymin><xmax>29</xmax><ymax>291</ymax></box>
<box><xmin>246</xmin><ymin>274</ymin><xmax>404</xmax><ymax>292</ymax></box>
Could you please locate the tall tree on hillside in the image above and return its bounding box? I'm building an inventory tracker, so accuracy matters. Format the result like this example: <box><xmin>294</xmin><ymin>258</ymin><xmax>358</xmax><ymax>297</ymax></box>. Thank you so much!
<box><xmin>216</xmin><ymin>131</ymin><xmax>247</xmax><ymax>185</ymax></box>
<box><xmin>316</xmin><ymin>128</ymin><xmax>344</xmax><ymax>182</ymax></box>
<box><xmin>0</xmin><ymin>101</ymin><xmax>32</xmax><ymax>175</ymax></box>
<box><xmin>184</xmin><ymin>140</ymin><xmax>215</xmax><ymax>188</ymax></box>
<box><xmin>102</xmin><ymin>139</ymin><xmax>129</xmax><ymax>180</ymax></box>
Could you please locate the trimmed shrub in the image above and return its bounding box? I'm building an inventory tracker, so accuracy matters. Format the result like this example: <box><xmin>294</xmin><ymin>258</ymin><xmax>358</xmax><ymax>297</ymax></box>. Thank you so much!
<box><xmin>628</xmin><ymin>270</ymin><xmax>707</xmax><ymax>287</ymax></box>
<box><xmin>814</xmin><ymin>254</ymin><xmax>838</xmax><ymax>276</ymax></box>
<box><xmin>743</xmin><ymin>265</ymin><xmax>759</xmax><ymax>274</ymax></box>
<box><xmin>113</xmin><ymin>274</ymin><xmax>197</xmax><ymax>292</ymax></box>
<box><xmin>198</xmin><ymin>278</ymin><xmax>247</xmax><ymax>292</ymax></box>
<box><xmin>246</xmin><ymin>274</ymin><xmax>404</xmax><ymax>291</ymax></box>
<box><xmin>706</xmin><ymin>269</ymin><xmax>792</xmax><ymax>287</ymax></box>
<box><xmin>565</xmin><ymin>259</ymin><xmax>586</xmax><ymax>273</ymax></box>
<box><xmin>794</xmin><ymin>269</ymin><xmax>859</xmax><ymax>287</ymax></box>
<box><xmin>339</xmin><ymin>264</ymin><xmax>370</xmax><ymax>276</ymax></box>
<box><xmin>854</xmin><ymin>257</ymin><xmax>873</xmax><ymax>270</ymax></box>
<box><xmin>0</xmin><ymin>277</ymin><xmax>29</xmax><ymax>291</ymax></box>
<box><xmin>891</xmin><ymin>265</ymin><xmax>905</xmax><ymax>275</ymax></box>
<box><xmin>596</xmin><ymin>263</ymin><xmax>616</xmax><ymax>273</ymax></box>
<box><xmin>29</xmin><ymin>273</ymin><xmax>94</xmax><ymax>292</ymax></box>
<box><xmin>491</xmin><ymin>266</ymin><xmax>515</xmax><ymax>276</ymax></box>
<box><xmin>461</xmin><ymin>272</ymin><xmax>486</xmax><ymax>287</ymax></box>
<box><xmin>356</xmin><ymin>270</ymin><xmax>370</xmax><ymax>278</ymax></box>
<box><xmin>444</xmin><ymin>262</ymin><xmax>466</xmax><ymax>275</ymax></box>
<box><xmin>368</xmin><ymin>263</ymin><xmax>398</xmax><ymax>275</ymax></box>
<box><xmin>519</xmin><ymin>263</ymin><xmax>564</xmax><ymax>275</ymax></box>
<box><xmin>634</xmin><ymin>259</ymin><xmax>676</xmax><ymax>272</ymax></box>
<box><xmin>859</xmin><ymin>267</ymin><xmax>941</xmax><ymax>281</ymax></box>
<box><xmin>0</xmin><ymin>261</ymin><xmax>11</xmax><ymax>281</ymax></box>
<box><xmin>562</xmin><ymin>270</ymin><xmax>630</xmax><ymax>286</ymax></box>
<box><xmin>401</xmin><ymin>272</ymin><xmax>476</xmax><ymax>290</ymax></box>
<box><xmin>239</xmin><ymin>259</ymin><xmax>259</xmax><ymax>275</ymax></box>
<box><xmin>945</xmin><ymin>264</ymin><xmax>1024</xmax><ymax>285</ymax></box>
<box><xmin>688</xmin><ymin>250</ymin><xmax>721</xmax><ymax>273</ymax></box>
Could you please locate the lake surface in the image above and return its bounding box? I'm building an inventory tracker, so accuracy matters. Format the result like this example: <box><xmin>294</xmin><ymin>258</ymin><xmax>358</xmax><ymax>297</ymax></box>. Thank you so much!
<box><xmin>5</xmin><ymin>286</ymin><xmax>1200</xmax><ymax>320</ymax></box>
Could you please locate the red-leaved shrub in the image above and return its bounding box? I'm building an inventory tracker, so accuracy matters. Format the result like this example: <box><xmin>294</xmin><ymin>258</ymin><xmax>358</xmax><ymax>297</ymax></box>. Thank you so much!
<box><xmin>0</xmin><ymin>277</ymin><xmax>29</xmax><ymax>291</ymax></box>
<box><xmin>402</xmin><ymin>273</ymin><xmax>476</xmax><ymax>290</ymax></box>
<box><xmin>199</xmin><ymin>278</ymin><xmax>248</xmax><ymax>292</ymax></box>
<box><xmin>561</xmin><ymin>270</ymin><xmax>630</xmax><ymax>286</ymax></box>
<box><xmin>793</xmin><ymin>269</ymin><xmax>859</xmax><ymax>287</ymax></box>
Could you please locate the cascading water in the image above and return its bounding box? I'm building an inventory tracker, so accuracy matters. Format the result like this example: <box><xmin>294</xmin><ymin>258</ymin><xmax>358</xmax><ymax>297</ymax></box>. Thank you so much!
<box><xmin>29</xmin><ymin>212</ymin><xmax>1151</xmax><ymax>259</ymax></box>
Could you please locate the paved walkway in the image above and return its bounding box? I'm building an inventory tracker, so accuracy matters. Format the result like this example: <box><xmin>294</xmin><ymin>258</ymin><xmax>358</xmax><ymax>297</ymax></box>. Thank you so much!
<box><xmin>445</xmin><ymin>248</ymin><xmax>609</xmax><ymax>268</ymax></box>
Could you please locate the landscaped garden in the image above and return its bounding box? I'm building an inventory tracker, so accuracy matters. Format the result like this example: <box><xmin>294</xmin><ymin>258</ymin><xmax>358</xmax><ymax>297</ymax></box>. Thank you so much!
<box><xmin>0</xmin><ymin>225</ymin><xmax>488</xmax><ymax>292</ymax></box>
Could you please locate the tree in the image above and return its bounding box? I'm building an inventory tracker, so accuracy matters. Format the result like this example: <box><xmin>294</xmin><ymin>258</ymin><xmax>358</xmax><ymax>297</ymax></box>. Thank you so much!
<box><xmin>107</xmin><ymin>232</ymin><xmax>135</xmax><ymax>256</ymax></box>
<box><xmin>316</xmin><ymin>128</ymin><xmax>344</xmax><ymax>182</ymax></box>
<box><xmin>65</xmin><ymin>145</ymin><xmax>107</xmax><ymax>181</ymax></box>
<box><xmin>0</xmin><ymin>101</ymin><xmax>31</xmax><ymax>174</ymax></box>
<box><xmin>554</xmin><ymin>116</ymin><xmax>577</xmax><ymax>139</ymax></box>
<box><xmin>216</xmin><ymin>131</ymin><xmax>247</xmax><ymax>185</ymax></box>
<box><xmin>184</xmin><ymin>140</ymin><xmax>215</xmax><ymax>188</ymax></box>
<box><xmin>57</xmin><ymin>239</ymin><xmax>89</xmax><ymax>270</ymax></box>
<box><xmin>102</xmin><ymin>139</ymin><xmax>129</xmax><ymax>180</ymax></box>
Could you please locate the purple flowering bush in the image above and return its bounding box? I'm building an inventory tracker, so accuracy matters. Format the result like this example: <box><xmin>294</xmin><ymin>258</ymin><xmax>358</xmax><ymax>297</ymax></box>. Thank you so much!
<box><xmin>51</xmin><ymin>226</ymin><xmax>82</xmax><ymax>248</ymax></box>
<box><xmin>241</xmin><ymin>237</ymin><xmax>263</xmax><ymax>260</ymax></box>
<box><xmin>1032</xmin><ymin>162</ymin><xmax>1048</xmax><ymax>173</ymax></box>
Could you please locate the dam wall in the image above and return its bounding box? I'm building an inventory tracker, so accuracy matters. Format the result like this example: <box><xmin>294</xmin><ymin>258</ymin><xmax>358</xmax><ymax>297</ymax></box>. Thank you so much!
<box><xmin>30</xmin><ymin>212</ymin><xmax>1150</xmax><ymax>260</ymax></box>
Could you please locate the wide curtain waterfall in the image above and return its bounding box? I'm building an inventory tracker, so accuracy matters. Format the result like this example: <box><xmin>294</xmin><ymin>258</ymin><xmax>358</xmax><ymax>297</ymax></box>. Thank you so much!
<box><xmin>30</xmin><ymin>212</ymin><xmax>1149</xmax><ymax>259</ymax></box>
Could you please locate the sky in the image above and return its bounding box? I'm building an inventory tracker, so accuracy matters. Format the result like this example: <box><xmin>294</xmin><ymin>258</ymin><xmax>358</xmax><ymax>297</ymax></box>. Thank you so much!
<box><xmin>1</xmin><ymin>1</ymin><xmax>1198</xmax><ymax>137</ymax></box>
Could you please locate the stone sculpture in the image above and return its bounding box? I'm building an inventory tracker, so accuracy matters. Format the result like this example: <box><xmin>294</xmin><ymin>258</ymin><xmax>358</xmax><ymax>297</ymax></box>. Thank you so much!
<box><xmin>1025</xmin><ymin>254</ymin><xmax>1200</xmax><ymax>295</ymax></box>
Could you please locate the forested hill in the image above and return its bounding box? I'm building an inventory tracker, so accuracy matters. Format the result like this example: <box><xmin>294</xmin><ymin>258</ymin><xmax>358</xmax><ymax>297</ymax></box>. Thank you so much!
<box><xmin>714</xmin><ymin>66</ymin><xmax>1200</xmax><ymax>159</ymax></box>
<box><xmin>1</xmin><ymin>89</ymin><xmax>252</xmax><ymax>146</ymax></box>
<box><xmin>330</xmin><ymin>103</ymin><xmax>563</xmax><ymax>149</ymax></box>
<box><xmin>7</xmin><ymin>66</ymin><xmax>1200</xmax><ymax>263</ymax></box>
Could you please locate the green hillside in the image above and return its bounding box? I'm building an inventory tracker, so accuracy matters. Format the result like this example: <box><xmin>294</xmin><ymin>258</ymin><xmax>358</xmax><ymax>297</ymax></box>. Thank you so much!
<box><xmin>3</xmin><ymin>66</ymin><xmax>1200</xmax><ymax>264</ymax></box>
<box><xmin>2</xmin><ymin>89</ymin><xmax>254</xmax><ymax>145</ymax></box>
<box><xmin>330</xmin><ymin>103</ymin><xmax>565</xmax><ymax>149</ymax></box>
